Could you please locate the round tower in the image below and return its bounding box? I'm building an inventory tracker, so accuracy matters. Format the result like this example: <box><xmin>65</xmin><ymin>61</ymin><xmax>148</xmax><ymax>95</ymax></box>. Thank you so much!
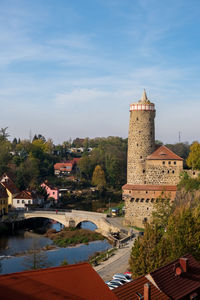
<box><xmin>127</xmin><ymin>90</ymin><xmax>156</xmax><ymax>184</ymax></box>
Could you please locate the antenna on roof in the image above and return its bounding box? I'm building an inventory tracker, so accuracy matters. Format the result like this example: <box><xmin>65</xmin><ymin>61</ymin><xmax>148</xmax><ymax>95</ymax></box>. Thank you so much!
<box><xmin>178</xmin><ymin>131</ymin><xmax>181</xmax><ymax>143</ymax></box>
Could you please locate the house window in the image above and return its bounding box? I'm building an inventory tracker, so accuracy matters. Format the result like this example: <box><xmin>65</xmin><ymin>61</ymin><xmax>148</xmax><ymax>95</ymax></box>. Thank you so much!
<box><xmin>28</xmin><ymin>200</ymin><xmax>31</xmax><ymax>204</ymax></box>
<box><xmin>17</xmin><ymin>200</ymin><xmax>20</xmax><ymax>204</ymax></box>
<box><xmin>22</xmin><ymin>200</ymin><xmax>25</xmax><ymax>204</ymax></box>
<box><xmin>53</xmin><ymin>192</ymin><xmax>55</xmax><ymax>195</ymax></box>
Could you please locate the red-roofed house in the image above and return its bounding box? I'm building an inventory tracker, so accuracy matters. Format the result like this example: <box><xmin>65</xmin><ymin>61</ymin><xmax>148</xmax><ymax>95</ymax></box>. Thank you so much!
<box><xmin>0</xmin><ymin>173</ymin><xmax>20</xmax><ymax>208</ymax></box>
<box><xmin>13</xmin><ymin>190</ymin><xmax>44</xmax><ymax>210</ymax></box>
<box><xmin>54</xmin><ymin>158</ymin><xmax>80</xmax><ymax>176</ymax></box>
<box><xmin>0</xmin><ymin>262</ymin><xmax>117</xmax><ymax>300</ymax></box>
<box><xmin>114</xmin><ymin>254</ymin><xmax>200</xmax><ymax>299</ymax></box>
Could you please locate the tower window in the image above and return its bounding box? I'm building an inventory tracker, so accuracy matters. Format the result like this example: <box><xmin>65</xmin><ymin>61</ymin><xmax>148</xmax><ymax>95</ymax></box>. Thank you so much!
<box><xmin>146</xmin><ymin>199</ymin><xmax>149</xmax><ymax>203</ymax></box>
<box><xmin>146</xmin><ymin>191</ymin><xmax>148</xmax><ymax>194</ymax></box>
<box><xmin>130</xmin><ymin>198</ymin><xmax>134</xmax><ymax>202</ymax></box>
<box><xmin>162</xmin><ymin>161</ymin><xmax>165</xmax><ymax>165</ymax></box>
<box><xmin>172</xmin><ymin>170</ymin><xmax>175</xmax><ymax>174</ymax></box>
<box><xmin>143</xmin><ymin>169</ymin><xmax>145</xmax><ymax>173</ymax></box>
<box><xmin>174</xmin><ymin>162</ymin><xmax>176</xmax><ymax>165</ymax></box>
<box><xmin>167</xmin><ymin>170</ymin><xmax>170</xmax><ymax>174</ymax></box>
<box><xmin>136</xmin><ymin>117</ymin><xmax>139</xmax><ymax>121</ymax></box>
<box><xmin>141</xmin><ymin>198</ymin><xmax>144</xmax><ymax>202</ymax></box>
<box><xmin>137</xmin><ymin>143</ymin><xmax>138</xmax><ymax>146</ymax></box>
<box><xmin>162</xmin><ymin>170</ymin><xmax>164</xmax><ymax>173</ymax></box>
<box><xmin>168</xmin><ymin>161</ymin><xmax>171</xmax><ymax>165</ymax></box>
<box><xmin>136</xmin><ymin>198</ymin><xmax>139</xmax><ymax>202</ymax></box>
<box><xmin>140</xmin><ymin>156</ymin><xmax>143</xmax><ymax>159</ymax></box>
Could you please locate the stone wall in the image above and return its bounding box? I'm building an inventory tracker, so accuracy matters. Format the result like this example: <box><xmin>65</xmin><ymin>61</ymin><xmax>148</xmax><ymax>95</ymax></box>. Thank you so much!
<box><xmin>145</xmin><ymin>159</ymin><xmax>183</xmax><ymax>185</ymax></box>
<box><xmin>127</xmin><ymin>110</ymin><xmax>155</xmax><ymax>184</ymax></box>
<box><xmin>123</xmin><ymin>189</ymin><xmax>177</xmax><ymax>227</ymax></box>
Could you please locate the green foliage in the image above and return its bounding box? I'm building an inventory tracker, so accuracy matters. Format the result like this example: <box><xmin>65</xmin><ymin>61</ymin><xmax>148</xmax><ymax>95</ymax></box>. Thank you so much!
<box><xmin>129</xmin><ymin>200</ymin><xmax>200</xmax><ymax>277</ymax></box>
<box><xmin>178</xmin><ymin>172</ymin><xmax>200</xmax><ymax>192</ymax></box>
<box><xmin>186</xmin><ymin>141</ymin><xmax>200</xmax><ymax>170</ymax></box>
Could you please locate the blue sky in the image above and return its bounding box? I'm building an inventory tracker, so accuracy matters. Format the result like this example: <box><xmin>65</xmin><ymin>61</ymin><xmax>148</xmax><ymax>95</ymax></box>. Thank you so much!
<box><xmin>1</xmin><ymin>0</ymin><xmax>200</xmax><ymax>144</ymax></box>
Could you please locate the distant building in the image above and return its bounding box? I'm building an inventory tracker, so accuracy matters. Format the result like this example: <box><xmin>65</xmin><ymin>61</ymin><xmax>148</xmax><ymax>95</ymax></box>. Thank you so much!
<box><xmin>13</xmin><ymin>190</ymin><xmax>44</xmax><ymax>210</ymax></box>
<box><xmin>41</xmin><ymin>181</ymin><xmax>59</xmax><ymax>202</ymax></box>
<box><xmin>54</xmin><ymin>158</ymin><xmax>80</xmax><ymax>176</ymax></box>
<box><xmin>0</xmin><ymin>173</ymin><xmax>20</xmax><ymax>208</ymax></box>
<box><xmin>123</xmin><ymin>91</ymin><xmax>183</xmax><ymax>227</ymax></box>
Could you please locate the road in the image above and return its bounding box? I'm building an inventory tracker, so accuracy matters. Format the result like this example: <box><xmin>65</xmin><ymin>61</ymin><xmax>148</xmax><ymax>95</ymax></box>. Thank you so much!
<box><xmin>94</xmin><ymin>238</ymin><xmax>136</xmax><ymax>281</ymax></box>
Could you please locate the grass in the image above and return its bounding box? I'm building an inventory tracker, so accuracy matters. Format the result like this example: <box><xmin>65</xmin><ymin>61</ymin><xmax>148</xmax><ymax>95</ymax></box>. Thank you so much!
<box><xmin>45</xmin><ymin>227</ymin><xmax>104</xmax><ymax>247</ymax></box>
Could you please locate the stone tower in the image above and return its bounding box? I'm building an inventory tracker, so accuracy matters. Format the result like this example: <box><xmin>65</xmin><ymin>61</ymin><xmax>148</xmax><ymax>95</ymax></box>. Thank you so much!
<box><xmin>127</xmin><ymin>90</ymin><xmax>156</xmax><ymax>184</ymax></box>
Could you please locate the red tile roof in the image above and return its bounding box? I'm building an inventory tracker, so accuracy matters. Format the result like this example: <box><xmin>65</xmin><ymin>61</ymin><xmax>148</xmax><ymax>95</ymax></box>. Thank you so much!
<box><xmin>54</xmin><ymin>158</ymin><xmax>80</xmax><ymax>170</ymax></box>
<box><xmin>14</xmin><ymin>190</ymin><xmax>32</xmax><ymax>200</ymax></box>
<box><xmin>0</xmin><ymin>263</ymin><xmax>117</xmax><ymax>300</ymax></box>
<box><xmin>122</xmin><ymin>184</ymin><xmax>177</xmax><ymax>191</ymax></box>
<box><xmin>113</xmin><ymin>275</ymin><xmax>170</xmax><ymax>299</ymax></box>
<box><xmin>149</xmin><ymin>254</ymin><xmax>200</xmax><ymax>299</ymax></box>
<box><xmin>147</xmin><ymin>145</ymin><xmax>183</xmax><ymax>161</ymax></box>
<box><xmin>1</xmin><ymin>180</ymin><xmax>20</xmax><ymax>195</ymax></box>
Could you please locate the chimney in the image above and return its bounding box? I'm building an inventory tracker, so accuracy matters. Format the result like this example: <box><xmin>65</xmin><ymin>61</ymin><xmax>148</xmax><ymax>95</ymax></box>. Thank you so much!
<box><xmin>180</xmin><ymin>258</ymin><xmax>188</xmax><ymax>272</ymax></box>
<box><xmin>144</xmin><ymin>283</ymin><xmax>151</xmax><ymax>300</ymax></box>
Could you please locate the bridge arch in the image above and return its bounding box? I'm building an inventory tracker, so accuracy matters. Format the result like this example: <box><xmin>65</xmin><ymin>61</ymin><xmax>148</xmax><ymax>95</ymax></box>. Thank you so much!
<box><xmin>76</xmin><ymin>220</ymin><xmax>98</xmax><ymax>230</ymax></box>
<box><xmin>24</xmin><ymin>214</ymin><xmax>68</xmax><ymax>227</ymax></box>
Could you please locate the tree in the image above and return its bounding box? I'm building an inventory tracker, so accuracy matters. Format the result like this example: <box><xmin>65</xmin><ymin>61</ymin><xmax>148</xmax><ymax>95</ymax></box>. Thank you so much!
<box><xmin>0</xmin><ymin>127</ymin><xmax>9</xmax><ymax>142</ymax></box>
<box><xmin>23</xmin><ymin>240</ymin><xmax>50</xmax><ymax>270</ymax></box>
<box><xmin>186</xmin><ymin>141</ymin><xmax>200</xmax><ymax>170</ymax></box>
<box><xmin>92</xmin><ymin>165</ymin><xmax>106</xmax><ymax>188</ymax></box>
<box><xmin>152</xmin><ymin>197</ymin><xmax>173</xmax><ymax>230</ymax></box>
<box><xmin>129</xmin><ymin>201</ymin><xmax>200</xmax><ymax>277</ymax></box>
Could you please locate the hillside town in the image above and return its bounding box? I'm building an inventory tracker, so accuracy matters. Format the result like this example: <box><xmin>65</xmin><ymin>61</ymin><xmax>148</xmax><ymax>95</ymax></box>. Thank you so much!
<box><xmin>1</xmin><ymin>0</ymin><xmax>200</xmax><ymax>299</ymax></box>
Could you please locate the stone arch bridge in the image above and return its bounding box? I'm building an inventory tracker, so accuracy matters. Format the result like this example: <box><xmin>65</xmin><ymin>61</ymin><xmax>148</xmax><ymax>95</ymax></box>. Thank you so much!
<box><xmin>19</xmin><ymin>210</ymin><xmax>120</xmax><ymax>237</ymax></box>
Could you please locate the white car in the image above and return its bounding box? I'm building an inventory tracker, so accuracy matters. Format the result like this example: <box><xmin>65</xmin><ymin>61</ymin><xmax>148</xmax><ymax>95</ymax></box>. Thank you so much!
<box><xmin>113</xmin><ymin>273</ymin><xmax>132</xmax><ymax>283</ymax></box>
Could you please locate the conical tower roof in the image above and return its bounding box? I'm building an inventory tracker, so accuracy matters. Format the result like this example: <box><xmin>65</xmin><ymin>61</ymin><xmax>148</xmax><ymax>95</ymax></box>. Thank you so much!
<box><xmin>139</xmin><ymin>89</ymin><xmax>150</xmax><ymax>103</ymax></box>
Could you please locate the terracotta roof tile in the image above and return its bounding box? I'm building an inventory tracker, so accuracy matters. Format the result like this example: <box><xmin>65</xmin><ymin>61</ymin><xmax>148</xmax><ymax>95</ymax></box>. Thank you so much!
<box><xmin>1</xmin><ymin>180</ymin><xmax>20</xmax><ymax>194</ymax></box>
<box><xmin>122</xmin><ymin>184</ymin><xmax>177</xmax><ymax>191</ymax></box>
<box><xmin>113</xmin><ymin>276</ymin><xmax>169</xmax><ymax>299</ymax></box>
<box><xmin>14</xmin><ymin>191</ymin><xmax>33</xmax><ymax>200</ymax></box>
<box><xmin>147</xmin><ymin>145</ymin><xmax>183</xmax><ymax>161</ymax></box>
<box><xmin>149</xmin><ymin>254</ymin><xmax>200</xmax><ymax>299</ymax></box>
<box><xmin>0</xmin><ymin>263</ymin><xmax>117</xmax><ymax>300</ymax></box>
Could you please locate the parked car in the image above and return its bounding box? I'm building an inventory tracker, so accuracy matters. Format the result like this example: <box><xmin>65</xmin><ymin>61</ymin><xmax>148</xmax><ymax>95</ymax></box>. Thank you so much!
<box><xmin>113</xmin><ymin>273</ymin><xmax>132</xmax><ymax>283</ymax></box>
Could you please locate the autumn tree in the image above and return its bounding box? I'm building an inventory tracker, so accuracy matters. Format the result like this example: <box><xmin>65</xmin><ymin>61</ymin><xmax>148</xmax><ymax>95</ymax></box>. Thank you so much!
<box><xmin>92</xmin><ymin>165</ymin><xmax>106</xmax><ymax>188</ymax></box>
<box><xmin>186</xmin><ymin>141</ymin><xmax>200</xmax><ymax>169</ymax></box>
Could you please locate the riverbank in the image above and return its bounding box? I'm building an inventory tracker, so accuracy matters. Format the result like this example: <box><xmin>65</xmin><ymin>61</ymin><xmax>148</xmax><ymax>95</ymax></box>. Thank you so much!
<box><xmin>45</xmin><ymin>227</ymin><xmax>105</xmax><ymax>247</ymax></box>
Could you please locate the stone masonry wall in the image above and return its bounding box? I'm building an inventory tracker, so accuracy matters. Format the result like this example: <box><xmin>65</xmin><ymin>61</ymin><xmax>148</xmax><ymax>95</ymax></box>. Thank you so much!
<box><xmin>127</xmin><ymin>110</ymin><xmax>155</xmax><ymax>185</ymax></box>
<box><xmin>145</xmin><ymin>159</ymin><xmax>183</xmax><ymax>185</ymax></box>
<box><xmin>123</xmin><ymin>189</ymin><xmax>177</xmax><ymax>227</ymax></box>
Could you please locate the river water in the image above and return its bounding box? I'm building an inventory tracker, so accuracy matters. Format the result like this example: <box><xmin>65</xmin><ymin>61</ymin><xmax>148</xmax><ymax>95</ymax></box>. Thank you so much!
<box><xmin>0</xmin><ymin>221</ymin><xmax>111</xmax><ymax>275</ymax></box>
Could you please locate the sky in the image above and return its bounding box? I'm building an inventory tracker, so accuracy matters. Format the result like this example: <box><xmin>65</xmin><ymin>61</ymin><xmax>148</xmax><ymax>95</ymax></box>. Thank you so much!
<box><xmin>1</xmin><ymin>0</ymin><xmax>200</xmax><ymax>144</ymax></box>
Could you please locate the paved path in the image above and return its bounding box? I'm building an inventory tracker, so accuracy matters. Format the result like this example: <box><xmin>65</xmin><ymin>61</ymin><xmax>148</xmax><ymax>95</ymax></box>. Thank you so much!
<box><xmin>94</xmin><ymin>238</ymin><xmax>136</xmax><ymax>281</ymax></box>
